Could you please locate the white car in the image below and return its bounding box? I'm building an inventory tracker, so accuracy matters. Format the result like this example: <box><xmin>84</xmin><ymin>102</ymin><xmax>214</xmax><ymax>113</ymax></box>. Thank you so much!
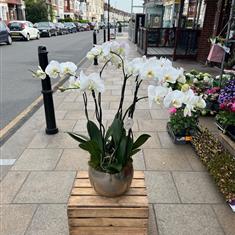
<box><xmin>8</xmin><ymin>21</ymin><xmax>40</xmax><ymax>41</ymax></box>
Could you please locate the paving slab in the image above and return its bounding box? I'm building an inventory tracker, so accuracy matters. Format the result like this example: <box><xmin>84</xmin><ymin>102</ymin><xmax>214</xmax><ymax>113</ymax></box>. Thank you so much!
<box><xmin>0</xmin><ymin>165</ymin><xmax>12</xmax><ymax>181</ymax></box>
<box><xmin>14</xmin><ymin>171</ymin><xmax>76</xmax><ymax>203</ymax></box>
<box><xmin>133</xmin><ymin>150</ymin><xmax>146</xmax><ymax>170</ymax></box>
<box><xmin>55</xmin><ymin>148</ymin><xmax>89</xmax><ymax>171</ymax></box>
<box><xmin>212</xmin><ymin>204</ymin><xmax>235</xmax><ymax>235</ymax></box>
<box><xmin>12</xmin><ymin>149</ymin><xmax>63</xmax><ymax>171</ymax></box>
<box><xmin>64</xmin><ymin>110</ymin><xmax>95</xmax><ymax>120</ymax></box>
<box><xmin>46</xmin><ymin>132</ymin><xmax>79</xmax><ymax>149</ymax></box>
<box><xmin>134</xmin><ymin>132</ymin><xmax>161</xmax><ymax>149</ymax></box>
<box><xmin>150</xmin><ymin>109</ymin><xmax>169</xmax><ymax>120</ymax></box>
<box><xmin>0</xmin><ymin>204</ymin><xmax>37</xmax><ymax>235</ymax></box>
<box><xmin>157</xmin><ymin>131</ymin><xmax>176</xmax><ymax>148</ymax></box>
<box><xmin>0</xmin><ymin>171</ymin><xmax>29</xmax><ymax>203</ymax></box>
<box><xmin>144</xmin><ymin>148</ymin><xmax>192</xmax><ymax>171</ymax></box>
<box><xmin>154</xmin><ymin>204</ymin><xmax>224</xmax><ymax>235</ymax></box>
<box><xmin>148</xmin><ymin>204</ymin><xmax>159</xmax><ymax>235</ymax></box>
<box><xmin>183</xmin><ymin>146</ymin><xmax>207</xmax><ymax>171</ymax></box>
<box><xmin>145</xmin><ymin>171</ymin><xmax>180</xmax><ymax>203</ymax></box>
<box><xmin>138</xmin><ymin>119</ymin><xmax>168</xmax><ymax>132</ymax></box>
<box><xmin>173</xmin><ymin>172</ymin><xmax>224</xmax><ymax>203</ymax></box>
<box><xmin>25</xmin><ymin>204</ymin><xmax>69</xmax><ymax>235</ymax></box>
<box><xmin>28</xmin><ymin>132</ymin><xmax>52</xmax><ymax>148</ymax></box>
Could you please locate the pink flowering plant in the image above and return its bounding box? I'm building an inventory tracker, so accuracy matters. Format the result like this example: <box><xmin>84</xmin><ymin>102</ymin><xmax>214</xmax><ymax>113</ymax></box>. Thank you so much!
<box><xmin>168</xmin><ymin>107</ymin><xmax>199</xmax><ymax>136</ymax></box>
<box><xmin>216</xmin><ymin>79</ymin><xmax>235</xmax><ymax>130</ymax></box>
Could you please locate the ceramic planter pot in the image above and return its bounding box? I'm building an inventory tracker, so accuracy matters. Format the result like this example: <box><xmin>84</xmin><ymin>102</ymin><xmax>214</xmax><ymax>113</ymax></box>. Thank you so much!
<box><xmin>88</xmin><ymin>163</ymin><xmax>134</xmax><ymax>197</ymax></box>
<box><xmin>167</xmin><ymin>122</ymin><xmax>195</xmax><ymax>144</ymax></box>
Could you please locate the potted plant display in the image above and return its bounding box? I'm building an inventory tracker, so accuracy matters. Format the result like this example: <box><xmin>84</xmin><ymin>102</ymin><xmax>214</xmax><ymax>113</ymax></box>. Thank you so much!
<box><xmin>32</xmin><ymin>40</ymin><xmax>206</xmax><ymax>196</ymax></box>
<box><xmin>216</xmin><ymin>79</ymin><xmax>235</xmax><ymax>140</ymax></box>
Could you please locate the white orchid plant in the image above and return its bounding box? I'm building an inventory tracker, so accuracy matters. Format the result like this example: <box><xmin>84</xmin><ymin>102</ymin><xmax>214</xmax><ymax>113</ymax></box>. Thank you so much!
<box><xmin>32</xmin><ymin>40</ymin><xmax>206</xmax><ymax>173</ymax></box>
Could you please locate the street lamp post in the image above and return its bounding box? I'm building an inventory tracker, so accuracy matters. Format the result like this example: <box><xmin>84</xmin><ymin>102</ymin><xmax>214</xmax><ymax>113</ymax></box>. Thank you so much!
<box><xmin>108</xmin><ymin>0</ymin><xmax>110</xmax><ymax>41</ymax></box>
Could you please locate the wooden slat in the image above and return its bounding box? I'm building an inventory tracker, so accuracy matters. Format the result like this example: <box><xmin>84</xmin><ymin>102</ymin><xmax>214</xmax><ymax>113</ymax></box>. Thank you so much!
<box><xmin>68</xmin><ymin>171</ymin><xmax>148</xmax><ymax>235</ymax></box>
<box><xmin>69</xmin><ymin>218</ymin><xmax>148</xmax><ymax>227</ymax></box>
<box><xmin>71</xmin><ymin>187</ymin><xmax>147</xmax><ymax>196</ymax></box>
<box><xmin>74</xmin><ymin>178</ymin><xmax>145</xmax><ymax>188</ymax></box>
<box><xmin>68</xmin><ymin>195</ymin><xmax>148</xmax><ymax>208</ymax></box>
<box><xmin>76</xmin><ymin>171</ymin><xmax>144</xmax><ymax>179</ymax></box>
<box><xmin>70</xmin><ymin>227</ymin><xmax>148</xmax><ymax>235</ymax></box>
<box><xmin>68</xmin><ymin>207</ymin><xmax>149</xmax><ymax>218</ymax></box>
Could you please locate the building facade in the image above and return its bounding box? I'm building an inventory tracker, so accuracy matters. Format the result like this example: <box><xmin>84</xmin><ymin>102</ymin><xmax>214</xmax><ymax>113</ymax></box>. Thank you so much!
<box><xmin>0</xmin><ymin>0</ymin><xmax>25</xmax><ymax>21</ymax></box>
<box><xmin>104</xmin><ymin>2</ymin><xmax>131</xmax><ymax>25</ymax></box>
<box><xmin>86</xmin><ymin>0</ymin><xmax>104</xmax><ymax>22</ymax></box>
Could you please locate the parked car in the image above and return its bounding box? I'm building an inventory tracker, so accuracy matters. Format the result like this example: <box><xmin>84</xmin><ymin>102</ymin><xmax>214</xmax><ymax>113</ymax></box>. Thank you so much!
<box><xmin>8</xmin><ymin>21</ymin><xmax>40</xmax><ymax>41</ymax></box>
<box><xmin>88</xmin><ymin>22</ymin><xmax>96</xmax><ymax>30</ymax></box>
<box><xmin>80</xmin><ymin>23</ymin><xmax>90</xmax><ymax>31</ymax></box>
<box><xmin>0</xmin><ymin>20</ymin><xmax>12</xmax><ymax>45</ymax></box>
<box><xmin>73</xmin><ymin>22</ymin><xmax>82</xmax><ymax>32</ymax></box>
<box><xmin>63</xmin><ymin>22</ymin><xmax>77</xmax><ymax>33</ymax></box>
<box><xmin>55</xmin><ymin>22</ymin><xmax>68</xmax><ymax>35</ymax></box>
<box><xmin>36</xmin><ymin>22</ymin><xmax>58</xmax><ymax>37</ymax></box>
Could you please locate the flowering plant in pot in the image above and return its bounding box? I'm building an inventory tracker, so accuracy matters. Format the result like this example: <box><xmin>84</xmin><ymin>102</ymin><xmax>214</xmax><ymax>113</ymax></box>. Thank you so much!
<box><xmin>33</xmin><ymin>40</ymin><xmax>205</xmax><ymax>196</ymax></box>
<box><xmin>200</xmin><ymin>87</ymin><xmax>220</xmax><ymax>116</ymax></box>
<box><xmin>148</xmin><ymin>84</ymin><xmax>206</xmax><ymax>144</ymax></box>
<box><xmin>216</xmin><ymin>79</ymin><xmax>235</xmax><ymax>140</ymax></box>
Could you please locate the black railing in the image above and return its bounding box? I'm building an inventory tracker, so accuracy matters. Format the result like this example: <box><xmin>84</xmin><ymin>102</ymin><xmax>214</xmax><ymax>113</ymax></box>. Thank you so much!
<box><xmin>173</xmin><ymin>29</ymin><xmax>201</xmax><ymax>59</ymax></box>
<box><xmin>137</xmin><ymin>27</ymin><xmax>201</xmax><ymax>60</ymax></box>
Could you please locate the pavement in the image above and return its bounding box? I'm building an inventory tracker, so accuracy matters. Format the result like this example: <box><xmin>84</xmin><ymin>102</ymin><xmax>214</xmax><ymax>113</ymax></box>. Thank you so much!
<box><xmin>0</xmin><ymin>33</ymin><xmax>234</xmax><ymax>235</ymax></box>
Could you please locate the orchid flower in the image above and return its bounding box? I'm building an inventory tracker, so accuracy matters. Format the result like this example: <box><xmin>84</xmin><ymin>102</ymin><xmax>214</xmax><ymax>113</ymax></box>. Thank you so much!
<box><xmin>79</xmin><ymin>71</ymin><xmax>105</xmax><ymax>93</ymax></box>
<box><xmin>159</xmin><ymin>67</ymin><xmax>179</xmax><ymax>84</ymax></box>
<box><xmin>176</xmin><ymin>68</ymin><xmax>186</xmax><ymax>84</ymax></box>
<box><xmin>148</xmin><ymin>85</ymin><xmax>172</xmax><ymax>107</ymax></box>
<box><xmin>156</xmin><ymin>57</ymin><xmax>172</xmax><ymax>67</ymax></box>
<box><xmin>163</xmin><ymin>90</ymin><xmax>184</xmax><ymax>108</ymax></box>
<box><xmin>60</xmin><ymin>62</ymin><xmax>77</xmax><ymax>77</ymax></box>
<box><xmin>45</xmin><ymin>60</ymin><xmax>61</xmax><ymax>79</ymax></box>
<box><xmin>139</xmin><ymin>60</ymin><xmax>159</xmax><ymax>80</ymax></box>
<box><xmin>68</xmin><ymin>76</ymin><xmax>80</xmax><ymax>89</ymax></box>
<box><xmin>32</xmin><ymin>66</ymin><xmax>46</xmax><ymax>80</ymax></box>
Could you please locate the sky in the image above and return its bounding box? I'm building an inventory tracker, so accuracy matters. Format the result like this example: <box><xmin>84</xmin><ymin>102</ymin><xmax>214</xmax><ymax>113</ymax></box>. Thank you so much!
<box><xmin>109</xmin><ymin>0</ymin><xmax>144</xmax><ymax>13</ymax></box>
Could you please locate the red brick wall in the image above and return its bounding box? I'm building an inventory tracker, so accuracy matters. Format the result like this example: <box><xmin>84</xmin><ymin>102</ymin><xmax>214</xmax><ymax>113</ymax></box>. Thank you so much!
<box><xmin>197</xmin><ymin>0</ymin><xmax>219</xmax><ymax>63</ymax></box>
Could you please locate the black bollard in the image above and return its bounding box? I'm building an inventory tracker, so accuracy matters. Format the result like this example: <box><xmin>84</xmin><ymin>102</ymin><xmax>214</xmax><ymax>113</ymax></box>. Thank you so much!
<box><xmin>38</xmin><ymin>46</ymin><xmax>58</xmax><ymax>135</ymax></box>
<box><xmin>103</xmin><ymin>28</ymin><xmax>106</xmax><ymax>42</ymax></box>
<box><xmin>93</xmin><ymin>31</ymin><xmax>98</xmax><ymax>65</ymax></box>
<box><xmin>93</xmin><ymin>30</ymin><xmax>97</xmax><ymax>45</ymax></box>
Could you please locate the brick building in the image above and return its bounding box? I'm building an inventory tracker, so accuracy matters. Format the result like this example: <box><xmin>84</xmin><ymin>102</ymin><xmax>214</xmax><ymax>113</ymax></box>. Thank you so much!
<box><xmin>197</xmin><ymin>0</ymin><xmax>231</xmax><ymax>62</ymax></box>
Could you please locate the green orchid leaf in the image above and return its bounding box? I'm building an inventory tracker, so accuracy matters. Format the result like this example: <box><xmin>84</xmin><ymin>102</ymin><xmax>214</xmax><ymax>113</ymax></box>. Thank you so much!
<box><xmin>132</xmin><ymin>134</ymin><xmax>151</xmax><ymax>150</ymax></box>
<box><xmin>67</xmin><ymin>132</ymin><xmax>89</xmax><ymax>143</ymax></box>
<box><xmin>79</xmin><ymin>140</ymin><xmax>102</xmax><ymax>167</ymax></box>
<box><xmin>87</xmin><ymin>120</ymin><xmax>103</xmax><ymax>150</ymax></box>
<box><xmin>116</xmin><ymin>135</ymin><xmax>128</xmax><ymax>165</ymax></box>
<box><xmin>106</xmin><ymin>163</ymin><xmax>122</xmax><ymax>173</ymax></box>
<box><xmin>111</xmin><ymin>118</ymin><xmax>124</xmax><ymax>146</ymax></box>
<box><xmin>130</xmin><ymin>148</ymin><xmax>141</xmax><ymax>157</ymax></box>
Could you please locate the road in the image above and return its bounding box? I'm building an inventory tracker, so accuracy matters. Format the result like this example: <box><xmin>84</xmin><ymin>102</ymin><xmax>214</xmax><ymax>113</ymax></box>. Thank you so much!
<box><xmin>0</xmin><ymin>30</ymin><xmax>102</xmax><ymax>129</ymax></box>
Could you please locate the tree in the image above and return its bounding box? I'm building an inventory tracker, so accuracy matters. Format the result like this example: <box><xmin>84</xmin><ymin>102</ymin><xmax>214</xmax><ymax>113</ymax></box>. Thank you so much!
<box><xmin>25</xmin><ymin>0</ymin><xmax>48</xmax><ymax>23</ymax></box>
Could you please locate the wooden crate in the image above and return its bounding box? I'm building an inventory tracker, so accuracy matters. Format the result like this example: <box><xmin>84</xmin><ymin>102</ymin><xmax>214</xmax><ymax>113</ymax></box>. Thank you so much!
<box><xmin>67</xmin><ymin>171</ymin><xmax>149</xmax><ymax>235</ymax></box>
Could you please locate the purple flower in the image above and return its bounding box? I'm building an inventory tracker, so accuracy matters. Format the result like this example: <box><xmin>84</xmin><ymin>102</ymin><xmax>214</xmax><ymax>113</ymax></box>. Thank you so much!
<box><xmin>218</xmin><ymin>79</ymin><xmax>235</xmax><ymax>104</ymax></box>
